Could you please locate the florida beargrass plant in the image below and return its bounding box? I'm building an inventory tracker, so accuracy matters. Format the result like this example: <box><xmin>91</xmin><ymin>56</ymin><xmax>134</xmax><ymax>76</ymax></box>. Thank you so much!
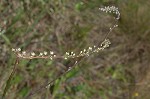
<box><xmin>2</xmin><ymin>6</ymin><xmax>120</xmax><ymax>99</ymax></box>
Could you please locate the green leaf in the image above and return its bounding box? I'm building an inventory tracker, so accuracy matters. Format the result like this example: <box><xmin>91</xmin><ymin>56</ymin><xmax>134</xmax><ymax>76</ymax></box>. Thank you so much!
<box><xmin>19</xmin><ymin>87</ymin><xmax>29</xmax><ymax>97</ymax></box>
<box><xmin>75</xmin><ymin>2</ymin><xmax>84</xmax><ymax>11</ymax></box>
<box><xmin>11</xmin><ymin>75</ymin><xmax>23</xmax><ymax>84</ymax></box>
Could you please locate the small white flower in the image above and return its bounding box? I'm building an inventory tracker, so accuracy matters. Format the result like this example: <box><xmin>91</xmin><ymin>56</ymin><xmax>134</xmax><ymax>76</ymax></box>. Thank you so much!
<box><xmin>46</xmin><ymin>84</ymin><xmax>51</xmax><ymax>89</ymax></box>
<box><xmin>18</xmin><ymin>48</ymin><xmax>21</xmax><ymax>51</ymax></box>
<box><xmin>44</xmin><ymin>51</ymin><xmax>47</xmax><ymax>55</ymax></box>
<box><xmin>71</xmin><ymin>52</ymin><xmax>74</xmax><ymax>54</ymax></box>
<box><xmin>49</xmin><ymin>56</ymin><xmax>53</xmax><ymax>60</ymax></box>
<box><xmin>68</xmin><ymin>67</ymin><xmax>72</xmax><ymax>71</ymax></box>
<box><xmin>65</xmin><ymin>52</ymin><xmax>69</xmax><ymax>55</ymax></box>
<box><xmin>22</xmin><ymin>51</ymin><xmax>26</xmax><ymax>55</ymax></box>
<box><xmin>89</xmin><ymin>47</ymin><xmax>92</xmax><ymax>50</ymax></box>
<box><xmin>39</xmin><ymin>52</ymin><xmax>43</xmax><ymax>56</ymax></box>
<box><xmin>116</xmin><ymin>24</ymin><xmax>118</xmax><ymax>27</ymax></box>
<box><xmin>12</xmin><ymin>48</ymin><xmax>15</xmax><ymax>52</ymax></box>
<box><xmin>31</xmin><ymin>52</ymin><xmax>35</xmax><ymax>56</ymax></box>
<box><xmin>50</xmin><ymin>51</ymin><xmax>54</xmax><ymax>55</ymax></box>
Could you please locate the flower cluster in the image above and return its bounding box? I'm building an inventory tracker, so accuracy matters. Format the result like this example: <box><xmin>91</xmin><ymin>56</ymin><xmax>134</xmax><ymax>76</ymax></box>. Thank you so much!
<box><xmin>99</xmin><ymin>6</ymin><xmax>120</xmax><ymax>20</ymax></box>
<box><xmin>12</xmin><ymin>48</ymin><xmax>57</xmax><ymax>60</ymax></box>
<box><xmin>64</xmin><ymin>46</ymin><xmax>95</xmax><ymax>59</ymax></box>
<box><xmin>12</xmin><ymin>39</ymin><xmax>111</xmax><ymax>60</ymax></box>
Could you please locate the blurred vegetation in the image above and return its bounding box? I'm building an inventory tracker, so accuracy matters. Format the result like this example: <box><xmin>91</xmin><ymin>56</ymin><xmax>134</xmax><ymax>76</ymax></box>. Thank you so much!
<box><xmin>0</xmin><ymin>0</ymin><xmax>150</xmax><ymax>99</ymax></box>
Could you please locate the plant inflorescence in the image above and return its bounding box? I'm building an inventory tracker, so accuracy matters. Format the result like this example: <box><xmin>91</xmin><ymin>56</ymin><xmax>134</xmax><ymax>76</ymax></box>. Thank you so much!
<box><xmin>11</xmin><ymin>6</ymin><xmax>120</xmax><ymax>61</ymax></box>
<box><xmin>2</xmin><ymin>6</ymin><xmax>120</xmax><ymax>98</ymax></box>
<box><xmin>11</xmin><ymin>39</ymin><xmax>111</xmax><ymax>60</ymax></box>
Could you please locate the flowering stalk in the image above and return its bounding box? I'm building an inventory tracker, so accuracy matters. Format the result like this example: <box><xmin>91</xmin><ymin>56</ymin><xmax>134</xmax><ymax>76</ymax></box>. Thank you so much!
<box><xmin>2</xmin><ymin>6</ymin><xmax>120</xmax><ymax>98</ymax></box>
<box><xmin>11</xmin><ymin>39</ymin><xmax>111</xmax><ymax>60</ymax></box>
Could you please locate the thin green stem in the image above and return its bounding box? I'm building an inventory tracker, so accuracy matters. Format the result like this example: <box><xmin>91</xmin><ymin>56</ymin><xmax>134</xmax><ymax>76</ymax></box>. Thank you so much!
<box><xmin>2</xmin><ymin>57</ymin><xmax>19</xmax><ymax>99</ymax></box>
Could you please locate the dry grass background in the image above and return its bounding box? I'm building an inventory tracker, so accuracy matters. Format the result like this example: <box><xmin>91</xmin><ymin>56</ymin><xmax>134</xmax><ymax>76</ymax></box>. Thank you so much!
<box><xmin>0</xmin><ymin>0</ymin><xmax>150</xmax><ymax>99</ymax></box>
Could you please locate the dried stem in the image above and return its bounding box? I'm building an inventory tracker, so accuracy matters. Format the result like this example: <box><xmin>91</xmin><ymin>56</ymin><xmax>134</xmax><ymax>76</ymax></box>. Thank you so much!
<box><xmin>2</xmin><ymin>57</ymin><xmax>19</xmax><ymax>99</ymax></box>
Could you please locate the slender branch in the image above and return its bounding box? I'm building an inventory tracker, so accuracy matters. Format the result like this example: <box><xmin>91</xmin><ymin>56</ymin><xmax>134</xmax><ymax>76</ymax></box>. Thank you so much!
<box><xmin>2</xmin><ymin>57</ymin><xmax>19</xmax><ymax>99</ymax></box>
